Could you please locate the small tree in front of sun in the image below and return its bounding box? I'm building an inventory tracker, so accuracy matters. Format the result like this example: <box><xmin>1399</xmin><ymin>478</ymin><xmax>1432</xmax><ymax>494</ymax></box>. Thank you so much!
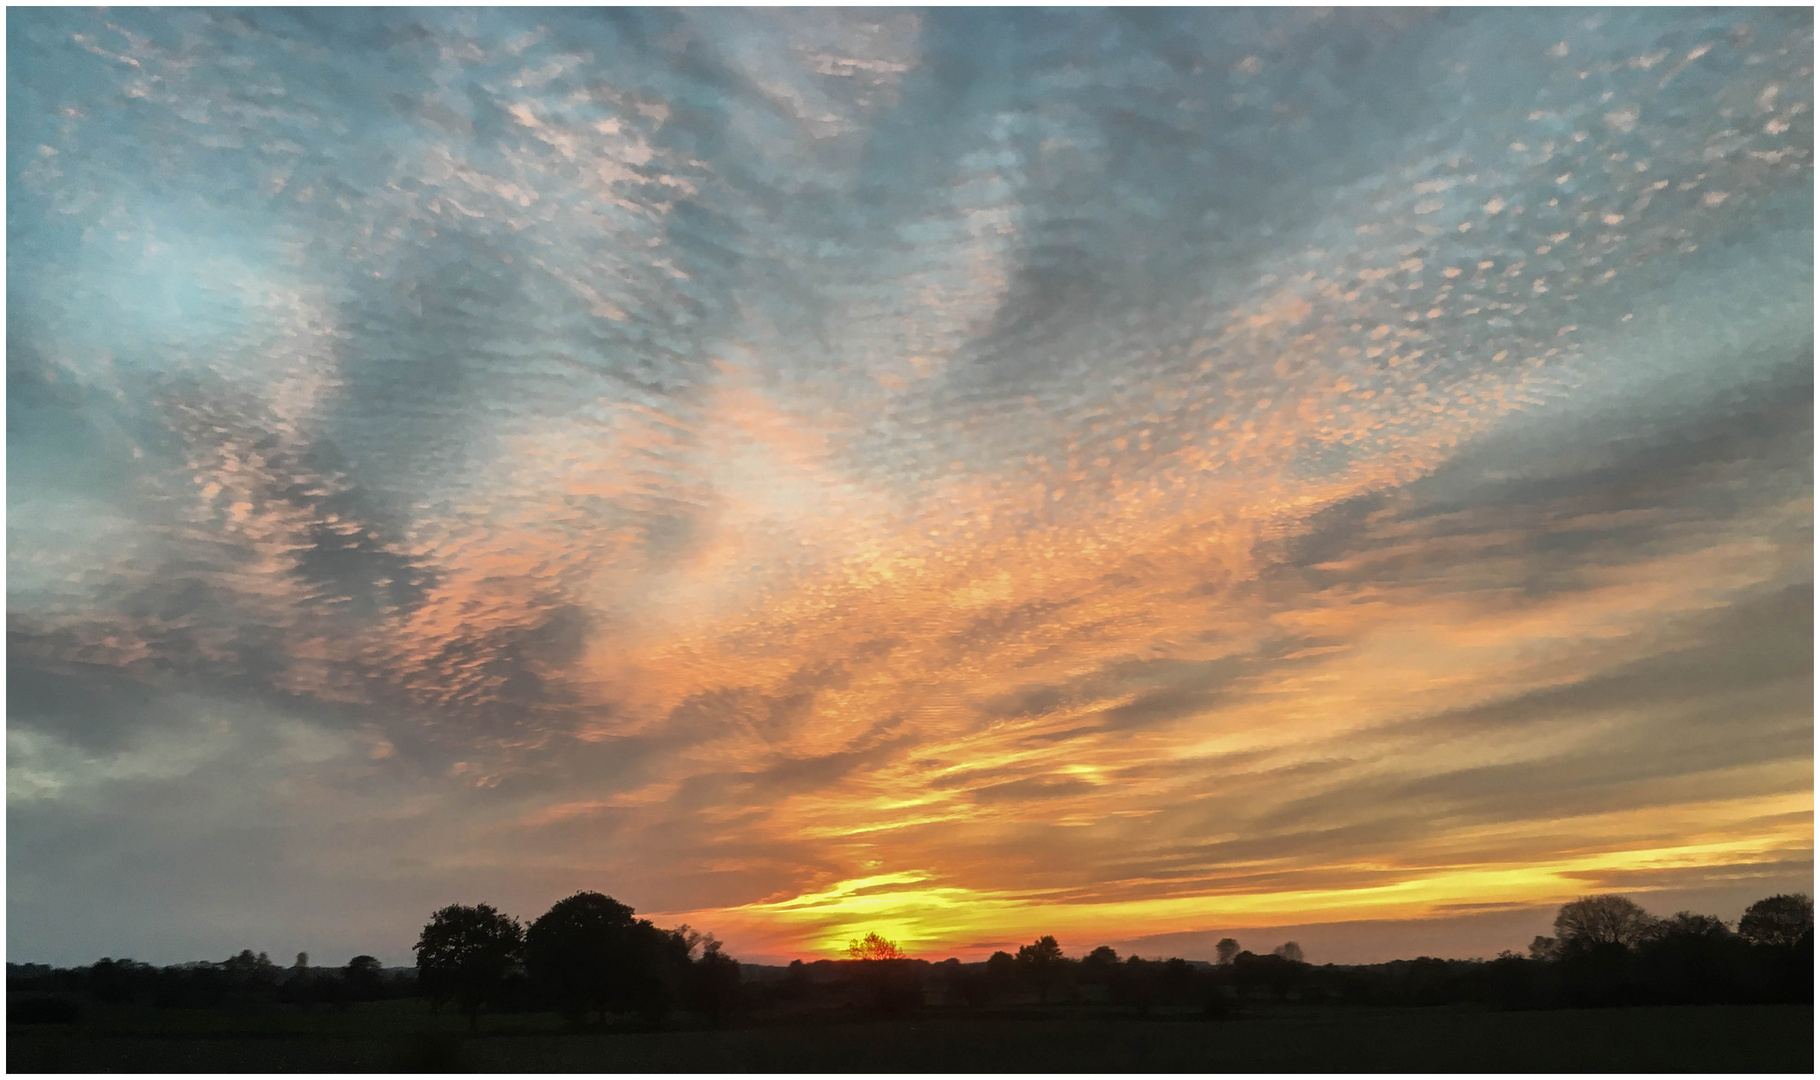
<box><xmin>845</xmin><ymin>932</ymin><xmax>919</xmax><ymax>1013</ymax></box>
<box><xmin>847</xmin><ymin>931</ymin><xmax>908</xmax><ymax>961</ymax></box>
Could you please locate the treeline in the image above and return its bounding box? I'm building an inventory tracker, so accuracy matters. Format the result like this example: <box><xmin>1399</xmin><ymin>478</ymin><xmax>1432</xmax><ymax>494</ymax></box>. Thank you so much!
<box><xmin>7</xmin><ymin>950</ymin><xmax>409</xmax><ymax>1021</ymax></box>
<box><xmin>9</xmin><ymin>891</ymin><xmax>1812</xmax><ymax>1030</ymax></box>
<box><xmin>5</xmin><ymin>891</ymin><xmax>737</xmax><ymax>1032</ymax></box>
<box><xmin>768</xmin><ymin>937</ymin><xmax>1315</xmax><ymax>1017</ymax></box>
<box><xmin>764</xmin><ymin>892</ymin><xmax>1812</xmax><ymax>1017</ymax></box>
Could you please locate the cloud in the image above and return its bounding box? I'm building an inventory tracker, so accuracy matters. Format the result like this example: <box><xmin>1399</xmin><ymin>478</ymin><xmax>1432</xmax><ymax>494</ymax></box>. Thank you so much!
<box><xmin>7</xmin><ymin>6</ymin><xmax>1812</xmax><ymax>965</ymax></box>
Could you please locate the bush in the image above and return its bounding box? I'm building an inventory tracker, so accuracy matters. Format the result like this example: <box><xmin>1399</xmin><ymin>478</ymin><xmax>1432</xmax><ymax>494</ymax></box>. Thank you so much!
<box><xmin>392</xmin><ymin>1033</ymin><xmax>468</xmax><ymax>1072</ymax></box>
<box><xmin>9</xmin><ymin>996</ymin><xmax>81</xmax><ymax>1024</ymax></box>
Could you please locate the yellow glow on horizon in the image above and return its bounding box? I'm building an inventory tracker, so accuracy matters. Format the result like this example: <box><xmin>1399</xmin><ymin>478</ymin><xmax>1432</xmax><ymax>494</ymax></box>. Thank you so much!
<box><xmin>658</xmin><ymin>789</ymin><xmax>1812</xmax><ymax>960</ymax></box>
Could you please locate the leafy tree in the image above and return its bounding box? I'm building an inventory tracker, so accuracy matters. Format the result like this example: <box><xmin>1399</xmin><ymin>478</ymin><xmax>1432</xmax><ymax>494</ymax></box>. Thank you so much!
<box><xmin>1738</xmin><ymin>893</ymin><xmax>1814</xmax><ymax>948</ymax></box>
<box><xmin>1016</xmin><ymin>936</ymin><xmax>1065</xmax><ymax>1002</ymax></box>
<box><xmin>1109</xmin><ymin>956</ymin><xmax>1160</xmax><ymax>1016</ymax></box>
<box><xmin>87</xmin><ymin>958</ymin><xmax>156</xmax><ymax>1005</ymax></box>
<box><xmin>344</xmin><ymin>955</ymin><xmax>385</xmax><ymax>1001</ymax></box>
<box><xmin>524</xmin><ymin>891</ymin><xmax>642</xmax><ymax>1023</ymax></box>
<box><xmin>1273</xmin><ymin>941</ymin><xmax>1305</xmax><ymax>963</ymax></box>
<box><xmin>687</xmin><ymin>937</ymin><xmax>742</xmax><ymax>1026</ymax></box>
<box><xmin>1080</xmin><ymin>945</ymin><xmax>1120</xmax><ymax>985</ymax></box>
<box><xmin>1553</xmin><ymin>894</ymin><xmax>1656</xmax><ymax>949</ymax></box>
<box><xmin>1486</xmin><ymin>950</ymin><xmax>1542</xmax><ymax>1010</ymax></box>
<box><xmin>1216</xmin><ymin>938</ymin><xmax>1241</xmax><ymax>965</ymax></box>
<box><xmin>221</xmin><ymin>950</ymin><xmax>277</xmax><ymax>984</ymax></box>
<box><xmin>217</xmin><ymin>950</ymin><xmax>279</xmax><ymax>1002</ymax></box>
<box><xmin>1231</xmin><ymin>950</ymin><xmax>1299</xmax><ymax>1000</ymax></box>
<box><xmin>847</xmin><ymin>931</ymin><xmax>908</xmax><ymax>961</ymax></box>
<box><xmin>984</xmin><ymin>950</ymin><xmax>1018</xmax><ymax>990</ymax></box>
<box><xmin>1017</xmin><ymin>935</ymin><xmax>1063</xmax><ymax>964</ymax></box>
<box><xmin>415</xmin><ymin>903</ymin><xmax>524</xmax><ymax>1032</ymax></box>
<box><xmin>645</xmin><ymin>924</ymin><xmax>700</xmax><ymax>1024</ymax></box>
<box><xmin>1159</xmin><ymin>957</ymin><xmax>1197</xmax><ymax>1002</ymax></box>
<box><xmin>846</xmin><ymin>931</ymin><xmax>919</xmax><ymax>1013</ymax></box>
<box><xmin>779</xmin><ymin>959</ymin><xmax>812</xmax><ymax>1001</ymax></box>
<box><xmin>939</xmin><ymin>957</ymin><xmax>990</xmax><ymax>1007</ymax></box>
<box><xmin>1528</xmin><ymin>935</ymin><xmax>1561</xmax><ymax>961</ymax></box>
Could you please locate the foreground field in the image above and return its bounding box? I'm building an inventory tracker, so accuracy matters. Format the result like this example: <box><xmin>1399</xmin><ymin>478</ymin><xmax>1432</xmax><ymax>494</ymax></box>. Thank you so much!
<box><xmin>9</xmin><ymin>1001</ymin><xmax>1812</xmax><ymax>1072</ymax></box>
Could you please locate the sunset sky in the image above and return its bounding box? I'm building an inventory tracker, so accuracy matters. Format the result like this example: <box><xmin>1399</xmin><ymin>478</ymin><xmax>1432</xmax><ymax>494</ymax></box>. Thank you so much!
<box><xmin>8</xmin><ymin>8</ymin><xmax>1813</xmax><ymax>968</ymax></box>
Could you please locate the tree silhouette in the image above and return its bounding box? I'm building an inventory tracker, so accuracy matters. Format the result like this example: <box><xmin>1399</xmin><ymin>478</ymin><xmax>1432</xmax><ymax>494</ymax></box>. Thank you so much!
<box><xmin>1647</xmin><ymin>911</ymin><xmax>1731</xmax><ymax>942</ymax></box>
<box><xmin>1159</xmin><ymin>957</ymin><xmax>1196</xmax><ymax>1003</ymax></box>
<box><xmin>1633</xmin><ymin>911</ymin><xmax>1744</xmax><ymax>1005</ymax></box>
<box><xmin>524</xmin><ymin>891</ymin><xmax>645</xmax><ymax>1024</ymax></box>
<box><xmin>344</xmin><ymin>955</ymin><xmax>385</xmax><ymax>1001</ymax></box>
<box><xmin>1553</xmin><ymin>894</ymin><xmax>1656</xmax><ymax>949</ymax></box>
<box><xmin>415</xmin><ymin>903</ymin><xmax>524</xmax><ymax>1032</ymax></box>
<box><xmin>779</xmin><ymin>958</ymin><xmax>812</xmax><ymax>1002</ymax></box>
<box><xmin>1231</xmin><ymin>950</ymin><xmax>1299</xmax><ymax>1000</ymax></box>
<box><xmin>984</xmin><ymin>950</ymin><xmax>1017</xmax><ymax>989</ymax></box>
<box><xmin>1017</xmin><ymin>935</ymin><xmax>1063</xmax><ymax>964</ymax></box>
<box><xmin>1216</xmin><ymin>937</ymin><xmax>1241</xmax><ymax>965</ymax></box>
<box><xmin>1273</xmin><ymin>941</ymin><xmax>1305</xmax><ymax>963</ymax></box>
<box><xmin>1016</xmin><ymin>936</ymin><xmax>1064</xmax><ymax>1002</ymax></box>
<box><xmin>1107</xmin><ymin>955</ymin><xmax>1161</xmax><ymax>1015</ymax></box>
<box><xmin>220</xmin><ymin>950</ymin><xmax>276</xmax><ymax>984</ymax></box>
<box><xmin>1080</xmin><ymin>945</ymin><xmax>1120</xmax><ymax>984</ymax></box>
<box><xmin>843</xmin><ymin>932</ymin><xmax>919</xmax><ymax>1014</ymax></box>
<box><xmin>1738</xmin><ymin>893</ymin><xmax>1814</xmax><ymax>948</ymax></box>
<box><xmin>847</xmin><ymin>932</ymin><xmax>908</xmax><ymax>961</ymax></box>
<box><xmin>278</xmin><ymin>952</ymin><xmax>316</xmax><ymax>1007</ymax></box>
<box><xmin>687</xmin><ymin>937</ymin><xmax>742</xmax><ymax>1026</ymax></box>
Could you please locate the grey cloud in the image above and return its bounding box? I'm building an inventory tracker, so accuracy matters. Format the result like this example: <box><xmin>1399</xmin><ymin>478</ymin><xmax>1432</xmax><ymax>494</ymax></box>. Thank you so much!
<box><xmin>7</xmin><ymin>340</ymin><xmax>160</xmax><ymax>505</ymax></box>
<box><xmin>7</xmin><ymin>653</ymin><xmax>211</xmax><ymax>755</ymax></box>
<box><xmin>1247</xmin><ymin>594</ymin><xmax>1812</xmax><ymax>835</ymax></box>
<box><xmin>947</xmin><ymin>597</ymin><xmax>1083</xmax><ymax>656</ymax></box>
<box><xmin>1269</xmin><ymin>363</ymin><xmax>1813</xmax><ymax>597</ymax></box>
<box><xmin>747</xmin><ymin>732</ymin><xmax>917</xmax><ymax>796</ymax></box>
<box><xmin>983</xmin><ymin>639</ymin><xmax>1330</xmax><ymax>737</ymax></box>
<box><xmin>1355</xmin><ymin>585</ymin><xmax>1812</xmax><ymax>748</ymax></box>
<box><xmin>1560</xmin><ymin>858</ymin><xmax>1815</xmax><ymax>893</ymax></box>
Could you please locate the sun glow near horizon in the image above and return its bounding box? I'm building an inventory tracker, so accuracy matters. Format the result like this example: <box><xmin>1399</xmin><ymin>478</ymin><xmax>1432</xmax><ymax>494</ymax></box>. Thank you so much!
<box><xmin>653</xmin><ymin>788</ymin><xmax>1814</xmax><ymax>962</ymax></box>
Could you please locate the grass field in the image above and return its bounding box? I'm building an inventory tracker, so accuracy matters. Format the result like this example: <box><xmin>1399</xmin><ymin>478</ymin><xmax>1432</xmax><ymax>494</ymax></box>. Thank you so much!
<box><xmin>8</xmin><ymin>1000</ymin><xmax>1812</xmax><ymax>1072</ymax></box>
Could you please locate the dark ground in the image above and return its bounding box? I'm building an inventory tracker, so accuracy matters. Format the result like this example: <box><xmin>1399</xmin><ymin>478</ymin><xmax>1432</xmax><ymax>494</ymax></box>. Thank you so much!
<box><xmin>8</xmin><ymin>1000</ymin><xmax>1812</xmax><ymax>1072</ymax></box>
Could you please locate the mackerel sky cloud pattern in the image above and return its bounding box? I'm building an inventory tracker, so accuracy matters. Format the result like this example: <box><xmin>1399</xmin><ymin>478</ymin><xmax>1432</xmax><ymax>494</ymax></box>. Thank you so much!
<box><xmin>7</xmin><ymin>8</ymin><xmax>1813</xmax><ymax>965</ymax></box>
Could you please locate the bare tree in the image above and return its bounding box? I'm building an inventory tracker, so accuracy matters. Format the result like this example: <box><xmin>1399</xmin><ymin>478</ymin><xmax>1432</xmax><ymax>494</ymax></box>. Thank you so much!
<box><xmin>1739</xmin><ymin>893</ymin><xmax>1814</xmax><ymax>948</ymax></box>
<box><xmin>1553</xmin><ymin>895</ymin><xmax>1655</xmax><ymax>948</ymax></box>
<box><xmin>1215</xmin><ymin>938</ymin><xmax>1241</xmax><ymax>965</ymax></box>
<box><xmin>1648</xmin><ymin>911</ymin><xmax>1731</xmax><ymax>942</ymax></box>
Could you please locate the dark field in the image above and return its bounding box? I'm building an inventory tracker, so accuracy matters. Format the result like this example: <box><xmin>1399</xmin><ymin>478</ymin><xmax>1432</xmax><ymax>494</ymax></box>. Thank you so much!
<box><xmin>9</xmin><ymin>1000</ymin><xmax>1812</xmax><ymax>1073</ymax></box>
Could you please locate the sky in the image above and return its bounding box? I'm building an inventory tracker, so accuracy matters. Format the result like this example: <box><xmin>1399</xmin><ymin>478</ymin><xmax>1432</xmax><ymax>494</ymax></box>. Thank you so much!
<box><xmin>6</xmin><ymin>8</ymin><xmax>1813</xmax><ymax>969</ymax></box>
